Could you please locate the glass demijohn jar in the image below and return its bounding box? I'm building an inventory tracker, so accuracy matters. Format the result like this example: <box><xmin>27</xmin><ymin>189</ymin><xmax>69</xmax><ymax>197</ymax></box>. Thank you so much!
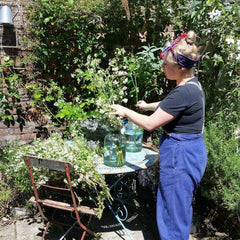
<box><xmin>104</xmin><ymin>134</ymin><xmax>126</xmax><ymax>167</ymax></box>
<box><xmin>124</xmin><ymin>120</ymin><xmax>143</xmax><ymax>152</ymax></box>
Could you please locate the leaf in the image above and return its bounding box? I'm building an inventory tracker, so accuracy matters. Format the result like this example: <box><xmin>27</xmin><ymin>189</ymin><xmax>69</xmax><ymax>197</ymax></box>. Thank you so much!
<box><xmin>55</xmin><ymin>112</ymin><xmax>66</xmax><ymax>119</ymax></box>
<box><xmin>44</xmin><ymin>17</ymin><xmax>53</xmax><ymax>24</ymax></box>
<box><xmin>33</xmin><ymin>92</ymin><xmax>42</xmax><ymax>100</ymax></box>
<box><xmin>141</xmin><ymin>46</ymin><xmax>150</xmax><ymax>51</ymax></box>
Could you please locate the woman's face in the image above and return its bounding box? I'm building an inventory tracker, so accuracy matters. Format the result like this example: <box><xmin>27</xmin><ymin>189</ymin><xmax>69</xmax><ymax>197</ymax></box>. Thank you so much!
<box><xmin>161</xmin><ymin>53</ymin><xmax>179</xmax><ymax>80</ymax></box>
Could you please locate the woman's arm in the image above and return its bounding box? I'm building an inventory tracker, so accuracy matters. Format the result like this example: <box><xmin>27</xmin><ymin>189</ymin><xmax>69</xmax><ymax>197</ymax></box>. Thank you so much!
<box><xmin>109</xmin><ymin>104</ymin><xmax>174</xmax><ymax>132</ymax></box>
<box><xmin>135</xmin><ymin>100</ymin><xmax>160</xmax><ymax>111</ymax></box>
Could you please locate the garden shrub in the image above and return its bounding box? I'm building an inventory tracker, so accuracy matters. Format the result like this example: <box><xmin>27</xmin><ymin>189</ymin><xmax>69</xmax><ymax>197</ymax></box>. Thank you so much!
<box><xmin>24</xmin><ymin>0</ymin><xmax>109</xmax><ymax>123</ymax></box>
<box><xmin>202</xmin><ymin>119</ymin><xmax>239</xmax><ymax>211</ymax></box>
<box><xmin>0</xmin><ymin>141</ymin><xmax>33</xmax><ymax>215</ymax></box>
<box><xmin>200</xmin><ymin>76</ymin><xmax>240</xmax><ymax>213</ymax></box>
<box><xmin>0</xmin><ymin>133</ymin><xmax>110</xmax><ymax>218</ymax></box>
<box><xmin>0</xmin><ymin>181</ymin><xmax>12</xmax><ymax>218</ymax></box>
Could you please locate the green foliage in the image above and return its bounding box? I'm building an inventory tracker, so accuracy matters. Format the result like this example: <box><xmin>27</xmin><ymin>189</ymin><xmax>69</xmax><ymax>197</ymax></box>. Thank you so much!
<box><xmin>202</xmin><ymin>120</ymin><xmax>240</xmax><ymax>211</ymax></box>
<box><xmin>0</xmin><ymin>141</ymin><xmax>33</xmax><ymax>195</ymax></box>
<box><xmin>0</xmin><ymin>56</ymin><xmax>22</xmax><ymax>126</ymax></box>
<box><xmin>0</xmin><ymin>181</ymin><xmax>12</xmax><ymax>218</ymax></box>
<box><xmin>0</xmin><ymin>133</ymin><xmax>110</xmax><ymax>218</ymax></box>
<box><xmin>24</xmin><ymin>0</ymin><xmax>109</xmax><ymax>122</ymax></box>
<box><xmin>174</xmin><ymin>0</ymin><xmax>240</xmax><ymax>107</ymax></box>
<box><xmin>54</xmin><ymin>101</ymin><xmax>91</xmax><ymax>121</ymax></box>
<box><xmin>28</xmin><ymin>0</ymin><xmax>107</xmax><ymax>75</ymax></box>
<box><xmin>207</xmin><ymin>78</ymin><xmax>240</xmax><ymax>131</ymax></box>
<box><xmin>200</xmin><ymin>78</ymin><xmax>239</xmax><ymax>212</ymax></box>
<box><xmin>135</xmin><ymin>45</ymin><xmax>167</xmax><ymax>101</ymax></box>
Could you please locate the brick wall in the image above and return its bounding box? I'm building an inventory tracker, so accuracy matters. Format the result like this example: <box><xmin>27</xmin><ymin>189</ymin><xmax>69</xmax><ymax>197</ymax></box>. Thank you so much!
<box><xmin>0</xmin><ymin>0</ymin><xmax>51</xmax><ymax>145</ymax></box>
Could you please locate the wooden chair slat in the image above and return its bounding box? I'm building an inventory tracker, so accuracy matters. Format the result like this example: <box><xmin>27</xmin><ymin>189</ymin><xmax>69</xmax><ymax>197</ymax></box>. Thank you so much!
<box><xmin>24</xmin><ymin>155</ymin><xmax>73</xmax><ymax>172</ymax></box>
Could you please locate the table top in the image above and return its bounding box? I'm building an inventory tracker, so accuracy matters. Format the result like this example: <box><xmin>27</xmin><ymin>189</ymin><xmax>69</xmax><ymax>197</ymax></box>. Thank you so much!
<box><xmin>95</xmin><ymin>147</ymin><xmax>158</xmax><ymax>175</ymax></box>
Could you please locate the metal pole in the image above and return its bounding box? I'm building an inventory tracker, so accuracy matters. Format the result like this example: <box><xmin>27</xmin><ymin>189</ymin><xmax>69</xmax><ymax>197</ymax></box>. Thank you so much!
<box><xmin>105</xmin><ymin>200</ymin><xmax>135</xmax><ymax>240</ymax></box>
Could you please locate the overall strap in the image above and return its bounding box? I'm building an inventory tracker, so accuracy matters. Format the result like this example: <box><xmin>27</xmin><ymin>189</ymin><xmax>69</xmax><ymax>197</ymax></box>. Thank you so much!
<box><xmin>186</xmin><ymin>81</ymin><xmax>205</xmax><ymax>133</ymax></box>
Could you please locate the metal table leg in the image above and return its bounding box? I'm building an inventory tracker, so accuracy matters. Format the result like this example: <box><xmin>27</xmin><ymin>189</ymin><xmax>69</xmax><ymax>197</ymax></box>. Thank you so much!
<box><xmin>105</xmin><ymin>173</ymin><xmax>136</xmax><ymax>240</ymax></box>
<box><xmin>105</xmin><ymin>200</ymin><xmax>135</xmax><ymax>240</ymax></box>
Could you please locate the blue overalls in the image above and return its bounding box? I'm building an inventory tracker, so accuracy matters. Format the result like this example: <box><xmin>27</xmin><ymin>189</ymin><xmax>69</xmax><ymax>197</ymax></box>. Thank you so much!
<box><xmin>157</xmin><ymin>132</ymin><xmax>207</xmax><ymax>240</ymax></box>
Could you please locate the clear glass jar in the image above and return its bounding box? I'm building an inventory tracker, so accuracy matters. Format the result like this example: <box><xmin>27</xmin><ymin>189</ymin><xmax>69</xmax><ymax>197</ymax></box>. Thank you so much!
<box><xmin>104</xmin><ymin>134</ymin><xmax>126</xmax><ymax>167</ymax></box>
<box><xmin>124</xmin><ymin>120</ymin><xmax>143</xmax><ymax>153</ymax></box>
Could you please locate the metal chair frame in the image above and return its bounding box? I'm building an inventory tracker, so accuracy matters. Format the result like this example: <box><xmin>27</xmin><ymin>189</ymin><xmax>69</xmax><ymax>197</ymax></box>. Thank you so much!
<box><xmin>24</xmin><ymin>155</ymin><xmax>99</xmax><ymax>240</ymax></box>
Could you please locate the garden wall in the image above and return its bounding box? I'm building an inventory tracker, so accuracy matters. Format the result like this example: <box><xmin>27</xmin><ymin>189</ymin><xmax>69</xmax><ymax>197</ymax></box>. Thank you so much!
<box><xmin>0</xmin><ymin>0</ymin><xmax>50</xmax><ymax>145</ymax></box>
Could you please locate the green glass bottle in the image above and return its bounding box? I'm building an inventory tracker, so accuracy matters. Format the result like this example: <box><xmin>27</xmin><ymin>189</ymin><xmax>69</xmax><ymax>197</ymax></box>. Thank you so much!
<box><xmin>124</xmin><ymin>120</ymin><xmax>143</xmax><ymax>153</ymax></box>
<box><xmin>104</xmin><ymin>134</ymin><xmax>126</xmax><ymax>167</ymax></box>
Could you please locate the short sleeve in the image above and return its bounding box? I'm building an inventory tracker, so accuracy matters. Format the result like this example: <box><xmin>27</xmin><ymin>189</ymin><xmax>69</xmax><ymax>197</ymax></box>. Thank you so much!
<box><xmin>158</xmin><ymin>86</ymin><xmax>188</xmax><ymax>117</ymax></box>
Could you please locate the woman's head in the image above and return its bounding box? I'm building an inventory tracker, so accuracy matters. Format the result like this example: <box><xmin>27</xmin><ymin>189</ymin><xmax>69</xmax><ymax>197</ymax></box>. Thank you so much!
<box><xmin>160</xmin><ymin>31</ymin><xmax>199</xmax><ymax>70</ymax></box>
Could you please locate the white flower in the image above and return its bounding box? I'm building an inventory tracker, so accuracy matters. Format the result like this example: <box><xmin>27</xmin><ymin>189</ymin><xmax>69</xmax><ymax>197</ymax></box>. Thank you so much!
<box><xmin>4</xmin><ymin>56</ymin><xmax>10</xmax><ymax>61</ymax></box>
<box><xmin>234</xmin><ymin>128</ymin><xmax>240</xmax><ymax>139</ymax></box>
<box><xmin>118</xmin><ymin>71</ymin><xmax>126</xmax><ymax>76</ymax></box>
<box><xmin>122</xmin><ymin>98</ymin><xmax>128</xmax><ymax>103</ymax></box>
<box><xmin>214</xmin><ymin>9</ymin><xmax>222</xmax><ymax>16</ymax></box>
<box><xmin>236</xmin><ymin>40</ymin><xmax>240</xmax><ymax>50</ymax></box>
<box><xmin>99</xmin><ymin>109</ymin><xmax>105</xmax><ymax>114</ymax></box>
<box><xmin>123</xmin><ymin>78</ymin><xmax>128</xmax><ymax>84</ymax></box>
<box><xmin>228</xmin><ymin>71</ymin><xmax>233</xmax><ymax>77</ymax></box>
<box><xmin>122</xmin><ymin>86</ymin><xmax>127</xmax><ymax>91</ymax></box>
<box><xmin>205</xmin><ymin>29</ymin><xmax>211</xmax><ymax>34</ymax></box>
<box><xmin>112</xmin><ymin>67</ymin><xmax>119</xmax><ymax>71</ymax></box>
<box><xmin>236</xmin><ymin>54</ymin><xmax>240</xmax><ymax>61</ymax></box>
<box><xmin>113</xmin><ymin>80</ymin><xmax>118</xmax><ymax>85</ymax></box>
<box><xmin>228</xmin><ymin>52</ymin><xmax>233</xmax><ymax>60</ymax></box>
<box><xmin>96</xmin><ymin>98</ymin><xmax>102</xmax><ymax>107</ymax></box>
<box><xmin>226</xmin><ymin>37</ymin><xmax>235</xmax><ymax>45</ymax></box>
<box><xmin>208</xmin><ymin>11</ymin><xmax>214</xmax><ymax>19</ymax></box>
<box><xmin>208</xmin><ymin>9</ymin><xmax>222</xmax><ymax>20</ymax></box>
<box><xmin>167</xmin><ymin>8</ymin><xmax>173</xmax><ymax>14</ymax></box>
<box><xmin>119</xmin><ymin>90</ymin><xmax>124</xmax><ymax>96</ymax></box>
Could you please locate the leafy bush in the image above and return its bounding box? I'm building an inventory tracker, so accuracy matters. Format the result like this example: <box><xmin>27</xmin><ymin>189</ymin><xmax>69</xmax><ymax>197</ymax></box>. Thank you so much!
<box><xmin>24</xmin><ymin>0</ymin><xmax>109</xmax><ymax>123</ymax></box>
<box><xmin>0</xmin><ymin>133</ymin><xmax>110</xmax><ymax>218</ymax></box>
<box><xmin>0</xmin><ymin>181</ymin><xmax>12</xmax><ymax>218</ymax></box>
<box><xmin>200</xmin><ymin>77</ymin><xmax>240</xmax><ymax>212</ymax></box>
<box><xmin>202</xmin><ymin>120</ymin><xmax>240</xmax><ymax>211</ymax></box>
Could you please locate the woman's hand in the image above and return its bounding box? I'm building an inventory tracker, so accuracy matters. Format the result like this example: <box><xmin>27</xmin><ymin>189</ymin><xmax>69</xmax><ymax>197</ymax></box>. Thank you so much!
<box><xmin>109</xmin><ymin>104</ymin><xmax>127</xmax><ymax>117</ymax></box>
<box><xmin>135</xmin><ymin>100</ymin><xmax>148</xmax><ymax>111</ymax></box>
<box><xmin>136</xmin><ymin>100</ymin><xmax>160</xmax><ymax>111</ymax></box>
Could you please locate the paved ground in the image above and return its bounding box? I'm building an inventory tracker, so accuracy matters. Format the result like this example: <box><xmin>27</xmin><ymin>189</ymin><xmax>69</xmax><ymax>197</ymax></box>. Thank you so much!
<box><xmin>0</xmin><ymin>204</ymin><xmax>204</xmax><ymax>240</ymax></box>
<box><xmin>0</xmin><ymin>205</ymin><xmax>159</xmax><ymax>240</ymax></box>
<box><xmin>0</xmin><ymin>217</ymin><xmax>146</xmax><ymax>240</ymax></box>
<box><xmin>0</xmin><ymin>184</ymin><xmax>230</xmax><ymax>240</ymax></box>
<box><xmin>0</xmin><ymin>215</ymin><xmax>199</xmax><ymax>240</ymax></box>
<box><xmin>0</xmin><ymin>194</ymin><xmax>231</xmax><ymax>240</ymax></box>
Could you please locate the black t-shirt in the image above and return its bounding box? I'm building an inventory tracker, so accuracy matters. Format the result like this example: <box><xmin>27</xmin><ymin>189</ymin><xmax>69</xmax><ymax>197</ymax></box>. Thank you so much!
<box><xmin>158</xmin><ymin>77</ymin><xmax>205</xmax><ymax>134</ymax></box>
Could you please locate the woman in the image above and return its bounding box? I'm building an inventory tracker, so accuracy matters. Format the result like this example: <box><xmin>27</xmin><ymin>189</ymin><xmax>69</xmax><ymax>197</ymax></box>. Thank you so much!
<box><xmin>109</xmin><ymin>30</ymin><xmax>207</xmax><ymax>240</ymax></box>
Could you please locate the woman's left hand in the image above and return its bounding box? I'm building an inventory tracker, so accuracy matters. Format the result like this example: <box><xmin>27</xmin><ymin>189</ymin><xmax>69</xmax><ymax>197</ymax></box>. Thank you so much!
<box><xmin>109</xmin><ymin>104</ymin><xmax>127</xmax><ymax>117</ymax></box>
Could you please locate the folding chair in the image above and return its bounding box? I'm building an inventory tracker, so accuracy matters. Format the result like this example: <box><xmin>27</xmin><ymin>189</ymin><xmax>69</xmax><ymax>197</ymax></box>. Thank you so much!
<box><xmin>24</xmin><ymin>155</ymin><xmax>99</xmax><ymax>240</ymax></box>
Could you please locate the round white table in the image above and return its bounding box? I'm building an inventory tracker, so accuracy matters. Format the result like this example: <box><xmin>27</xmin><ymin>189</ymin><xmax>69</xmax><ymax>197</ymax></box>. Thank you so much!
<box><xmin>95</xmin><ymin>147</ymin><xmax>158</xmax><ymax>175</ymax></box>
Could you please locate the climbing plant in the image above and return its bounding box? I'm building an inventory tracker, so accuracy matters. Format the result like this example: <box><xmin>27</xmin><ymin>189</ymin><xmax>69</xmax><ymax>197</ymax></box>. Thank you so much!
<box><xmin>0</xmin><ymin>56</ymin><xmax>23</xmax><ymax>127</ymax></box>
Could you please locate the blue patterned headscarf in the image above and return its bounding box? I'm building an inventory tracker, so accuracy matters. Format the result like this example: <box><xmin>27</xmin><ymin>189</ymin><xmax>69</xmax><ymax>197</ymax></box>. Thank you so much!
<box><xmin>160</xmin><ymin>33</ymin><xmax>198</xmax><ymax>69</ymax></box>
